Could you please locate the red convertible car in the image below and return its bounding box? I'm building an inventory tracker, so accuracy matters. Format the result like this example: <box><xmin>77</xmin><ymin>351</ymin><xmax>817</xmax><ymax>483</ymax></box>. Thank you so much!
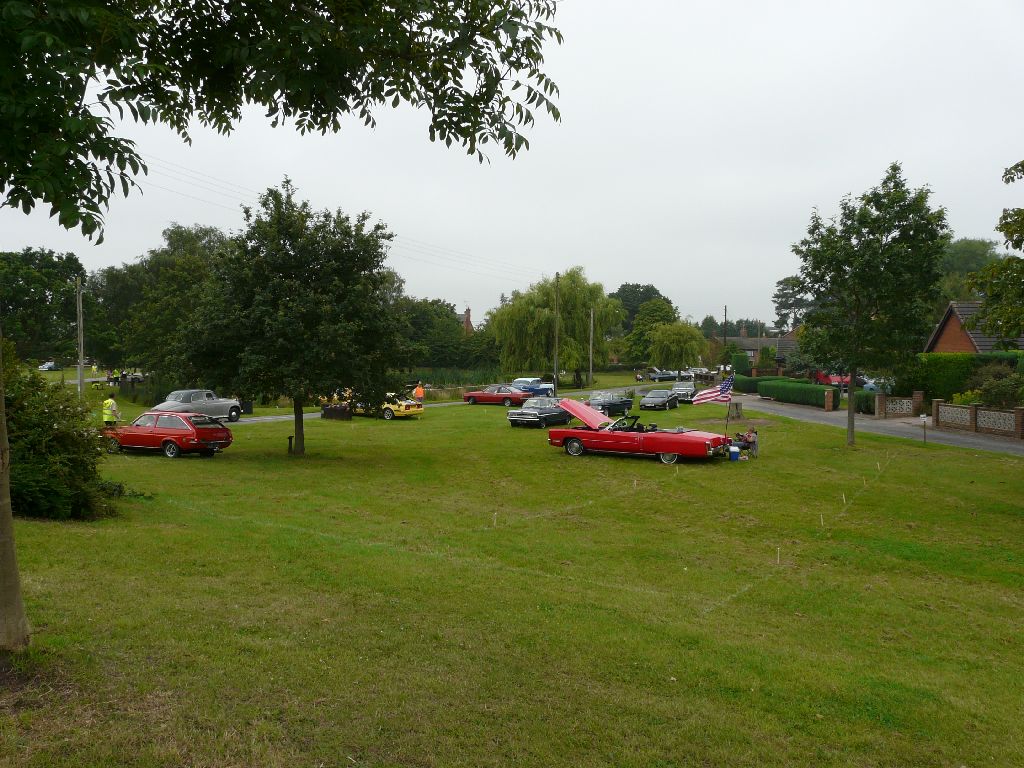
<box><xmin>548</xmin><ymin>399</ymin><xmax>731</xmax><ymax>465</ymax></box>
<box><xmin>104</xmin><ymin>411</ymin><xmax>233</xmax><ymax>458</ymax></box>
<box><xmin>463</xmin><ymin>384</ymin><xmax>532</xmax><ymax>406</ymax></box>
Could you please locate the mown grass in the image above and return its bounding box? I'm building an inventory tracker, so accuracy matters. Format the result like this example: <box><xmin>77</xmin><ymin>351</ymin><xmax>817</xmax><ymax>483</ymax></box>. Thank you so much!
<box><xmin>2</xmin><ymin>402</ymin><xmax>1023</xmax><ymax>767</ymax></box>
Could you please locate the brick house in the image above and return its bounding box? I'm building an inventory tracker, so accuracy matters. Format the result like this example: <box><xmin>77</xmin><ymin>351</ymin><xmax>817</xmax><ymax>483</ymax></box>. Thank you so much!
<box><xmin>925</xmin><ymin>301</ymin><xmax>1024</xmax><ymax>353</ymax></box>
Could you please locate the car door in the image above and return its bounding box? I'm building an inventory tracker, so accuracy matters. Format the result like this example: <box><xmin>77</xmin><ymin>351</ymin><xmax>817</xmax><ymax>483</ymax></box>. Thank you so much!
<box><xmin>187</xmin><ymin>391</ymin><xmax>209</xmax><ymax>415</ymax></box>
<box><xmin>120</xmin><ymin>413</ymin><xmax>157</xmax><ymax>448</ymax></box>
<box><xmin>482</xmin><ymin>385</ymin><xmax>502</xmax><ymax>404</ymax></box>
<box><xmin>591</xmin><ymin>425</ymin><xmax>641</xmax><ymax>453</ymax></box>
<box><xmin>203</xmin><ymin>391</ymin><xmax>226</xmax><ymax>417</ymax></box>
<box><xmin>155</xmin><ymin>413</ymin><xmax>190</xmax><ymax>447</ymax></box>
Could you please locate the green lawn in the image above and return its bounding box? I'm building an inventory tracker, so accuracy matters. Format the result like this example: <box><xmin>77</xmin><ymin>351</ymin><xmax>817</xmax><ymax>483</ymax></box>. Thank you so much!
<box><xmin>3</xmin><ymin>403</ymin><xmax>1022</xmax><ymax>766</ymax></box>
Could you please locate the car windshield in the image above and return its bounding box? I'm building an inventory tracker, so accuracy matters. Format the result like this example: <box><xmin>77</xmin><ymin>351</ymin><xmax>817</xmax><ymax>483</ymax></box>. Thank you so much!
<box><xmin>648</xmin><ymin>390</ymin><xmax>668</xmax><ymax>397</ymax></box>
<box><xmin>523</xmin><ymin>398</ymin><xmax>554</xmax><ymax>408</ymax></box>
<box><xmin>188</xmin><ymin>415</ymin><xmax>223</xmax><ymax>428</ymax></box>
<box><xmin>513</xmin><ymin>378</ymin><xmax>539</xmax><ymax>387</ymax></box>
<box><xmin>164</xmin><ymin>391</ymin><xmax>189</xmax><ymax>403</ymax></box>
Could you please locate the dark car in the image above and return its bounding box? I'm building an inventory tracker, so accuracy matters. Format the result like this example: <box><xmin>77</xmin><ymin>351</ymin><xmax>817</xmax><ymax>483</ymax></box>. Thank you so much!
<box><xmin>507</xmin><ymin>397</ymin><xmax>573</xmax><ymax>428</ymax></box>
<box><xmin>585</xmin><ymin>391</ymin><xmax>633</xmax><ymax>416</ymax></box>
<box><xmin>104</xmin><ymin>411</ymin><xmax>233</xmax><ymax>458</ymax></box>
<box><xmin>647</xmin><ymin>367</ymin><xmax>680</xmax><ymax>382</ymax></box>
<box><xmin>640</xmin><ymin>389</ymin><xmax>678</xmax><ymax>410</ymax></box>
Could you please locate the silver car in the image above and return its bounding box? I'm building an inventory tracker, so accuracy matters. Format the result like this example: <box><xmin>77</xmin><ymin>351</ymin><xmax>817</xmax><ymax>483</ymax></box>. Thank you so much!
<box><xmin>154</xmin><ymin>389</ymin><xmax>242</xmax><ymax>422</ymax></box>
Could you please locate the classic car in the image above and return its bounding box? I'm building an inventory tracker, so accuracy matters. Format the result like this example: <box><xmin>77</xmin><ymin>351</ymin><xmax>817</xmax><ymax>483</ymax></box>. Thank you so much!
<box><xmin>585</xmin><ymin>391</ymin><xmax>633</xmax><ymax>416</ymax></box>
<box><xmin>511</xmin><ymin>377</ymin><xmax>555</xmax><ymax>397</ymax></box>
<box><xmin>647</xmin><ymin>367</ymin><xmax>680</xmax><ymax>382</ymax></box>
<box><xmin>105</xmin><ymin>411</ymin><xmax>233</xmax><ymax>458</ymax></box>
<box><xmin>640</xmin><ymin>389</ymin><xmax>679</xmax><ymax>410</ymax></box>
<box><xmin>37</xmin><ymin>361</ymin><xmax>61</xmax><ymax>371</ymax></box>
<box><xmin>352</xmin><ymin>393</ymin><xmax>424</xmax><ymax>420</ymax></box>
<box><xmin>463</xmin><ymin>384</ymin><xmax>532</xmax><ymax>406</ymax></box>
<box><xmin>154</xmin><ymin>389</ymin><xmax>243</xmax><ymax>422</ymax></box>
<box><xmin>671</xmin><ymin>379</ymin><xmax>696</xmax><ymax>403</ymax></box>
<box><xmin>548</xmin><ymin>399</ymin><xmax>731</xmax><ymax>464</ymax></box>
<box><xmin>507</xmin><ymin>397</ymin><xmax>573</xmax><ymax>428</ymax></box>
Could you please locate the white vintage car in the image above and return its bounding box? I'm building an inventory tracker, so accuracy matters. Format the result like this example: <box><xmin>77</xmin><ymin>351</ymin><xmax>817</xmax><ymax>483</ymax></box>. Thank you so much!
<box><xmin>153</xmin><ymin>389</ymin><xmax>242</xmax><ymax>422</ymax></box>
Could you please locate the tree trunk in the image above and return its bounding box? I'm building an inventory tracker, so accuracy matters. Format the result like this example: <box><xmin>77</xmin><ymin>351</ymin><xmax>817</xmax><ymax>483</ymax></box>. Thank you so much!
<box><xmin>0</xmin><ymin>331</ymin><xmax>30</xmax><ymax>650</ymax></box>
<box><xmin>847</xmin><ymin>365</ymin><xmax>857</xmax><ymax>446</ymax></box>
<box><xmin>292</xmin><ymin>396</ymin><xmax>305</xmax><ymax>456</ymax></box>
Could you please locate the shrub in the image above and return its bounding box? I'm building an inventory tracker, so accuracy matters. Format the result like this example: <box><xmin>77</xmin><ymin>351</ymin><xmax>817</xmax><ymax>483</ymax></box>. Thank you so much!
<box><xmin>3</xmin><ymin>347</ymin><xmax>112</xmax><ymax>520</ymax></box>
<box><xmin>965</xmin><ymin>361</ymin><xmax>1015</xmax><ymax>392</ymax></box>
<box><xmin>951</xmin><ymin>390</ymin><xmax>983</xmax><ymax>405</ymax></box>
<box><xmin>980</xmin><ymin>374</ymin><xmax>1024</xmax><ymax>409</ymax></box>
<box><xmin>757</xmin><ymin>380</ymin><xmax>840</xmax><ymax>410</ymax></box>
<box><xmin>733</xmin><ymin>374</ymin><xmax>790</xmax><ymax>394</ymax></box>
<box><xmin>854</xmin><ymin>391</ymin><xmax>875</xmax><ymax>414</ymax></box>
<box><xmin>731</xmin><ymin>353</ymin><xmax>751</xmax><ymax>376</ymax></box>
<box><xmin>897</xmin><ymin>352</ymin><xmax>1024</xmax><ymax>402</ymax></box>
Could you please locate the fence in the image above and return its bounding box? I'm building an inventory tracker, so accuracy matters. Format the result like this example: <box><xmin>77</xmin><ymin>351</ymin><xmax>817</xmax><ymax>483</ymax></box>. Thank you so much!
<box><xmin>873</xmin><ymin>392</ymin><xmax>924</xmax><ymax>418</ymax></box>
<box><xmin>930</xmin><ymin>399</ymin><xmax>1024</xmax><ymax>439</ymax></box>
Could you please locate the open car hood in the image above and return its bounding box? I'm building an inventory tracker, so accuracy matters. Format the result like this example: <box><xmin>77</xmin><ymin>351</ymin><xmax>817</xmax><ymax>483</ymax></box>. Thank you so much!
<box><xmin>558</xmin><ymin>398</ymin><xmax>612</xmax><ymax>430</ymax></box>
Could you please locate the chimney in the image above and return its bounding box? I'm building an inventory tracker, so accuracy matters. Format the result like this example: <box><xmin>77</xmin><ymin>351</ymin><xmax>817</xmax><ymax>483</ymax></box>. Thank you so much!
<box><xmin>463</xmin><ymin>307</ymin><xmax>473</xmax><ymax>334</ymax></box>
<box><xmin>739</xmin><ymin>324</ymin><xmax>748</xmax><ymax>338</ymax></box>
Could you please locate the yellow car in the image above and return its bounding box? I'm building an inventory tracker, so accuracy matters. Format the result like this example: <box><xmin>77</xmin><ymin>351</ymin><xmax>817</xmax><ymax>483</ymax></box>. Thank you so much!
<box><xmin>353</xmin><ymin>393</ymin><xmax>423</xmax><ymax>420</ymax></box>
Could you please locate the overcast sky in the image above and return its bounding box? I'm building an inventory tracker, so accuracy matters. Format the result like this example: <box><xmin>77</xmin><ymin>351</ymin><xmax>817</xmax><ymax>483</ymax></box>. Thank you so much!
<box><xmin>3</xmin><ymin>0</ymin><xmax>1022</xmax><ymax>325</ymax></box>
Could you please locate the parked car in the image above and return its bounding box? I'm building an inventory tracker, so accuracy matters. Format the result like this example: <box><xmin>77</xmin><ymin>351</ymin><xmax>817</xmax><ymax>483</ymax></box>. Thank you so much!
<box><xmin>548</xmin><ymin>400</ymin><xmax>731</xmax><ymax>464</ymax></box>
<box><xmin>105</xmin><ymin>411</ymin><xmax>233</xmax><ymax>458</ymax></box>
<box><xmin>860</xmin><ymin>377</ymin><xmax>892</xmax><ymax>393</ymax></box>
<box><xmin>585</xmin><ymin>391</ymin><xmax>633</xmax><ymax>416</ymax></box>
<box><xmin>352</xmin><ymin>393</ymin><xmax>423</xmax><ymax>420</ymax></box>
<box><xmin>153</xmin><ymin>389</ymin><xmax>243</xmax><ymax>422</ymax></box>
<box><xmin>647</xmin><ymin>367</ymin><xmax>680</xmax><ymax>382</ymax></box>
<box><xmin>671</xmin><ymin>379</ymin><xmax>696</xmax><ymax>403</ymax></box>
<box><xmin>640</xmin><ymin>389</ymin><xmax>679</xmax><ymax>410</ymax></box>
<box><xmin>37</xmin><ymin>361</ymin><xmax>61</xmax><ymax>371</ymax></box>
<box><xmin>507</xmin><ymin>397</ymin><xmax>573</xmax><ymax>428</ymax></box>
<box><xmin>463</xmin><ymin>385</ymin><xmax>532</xmax><ymax>406</ymax></box>
<box><xmin>510</xmin><ymin>377</ymin><xmax>555</xmax><ymax>397</ymax></box>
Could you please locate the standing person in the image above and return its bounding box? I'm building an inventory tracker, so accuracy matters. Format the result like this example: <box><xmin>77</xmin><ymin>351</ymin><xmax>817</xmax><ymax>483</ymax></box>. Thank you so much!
<box><xmin>413</xmin><ymin>381</ymin><xmax>425</xmax><ymax>404</ymax></box>
<box><xmin>102</xmin><ymin>395</ymin><xmax>121</xmax><ymax>427</ymax></box>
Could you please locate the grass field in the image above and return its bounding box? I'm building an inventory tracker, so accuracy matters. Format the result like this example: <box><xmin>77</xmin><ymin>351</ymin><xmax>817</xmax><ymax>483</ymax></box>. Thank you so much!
<box><xmin>3</xmin><ymin>402</ymin><xmax>1023</xmax><ymax>766</ymax></box>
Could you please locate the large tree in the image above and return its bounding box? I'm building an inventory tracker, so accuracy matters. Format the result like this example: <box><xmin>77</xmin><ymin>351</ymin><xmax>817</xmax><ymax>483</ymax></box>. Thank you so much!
<box><xmin>0</xmin><ymin>0</ymin><xmax>563</xmax><ymax>650</ymax></box>
<box><xmin>0</xmin><ymin>248</ymin><xmax>85</xmax><ymax>361</ymax></box>
<box><xmin>490</xmin><ymin>268</ymin><xmax>624</xmax><ymax>377</ymax></box>
<box><xmin>997</xmin><ymin>160</ymin><xmax>1024</xmax><ymax>251</ymax></box>
<box><xmin>772</xmin><ymin>275</ymin><xmax>815</xmax><ymax>332</ymax></box>
<box><xmin>794</xmin><ymin>163</ymin><xmax>950</xmax><ymax>445</ymax></box>
<box><xmin>625</xmin><ymin>298</ymin><xmax>678</xmax><ymax>362</ymax></box>
<box><xmin>608</xmin><ymin>283</ymin><xmax>673</xmax><ymax>332</ymax></box>
<box><xmin>185</xmin><ymin>180</ymin><xmax>407</xmax><ymax>456</ymax></box>
<box><xmin>966</xmin><ymin>256</ymin><xmax>1024</xmax><ymax>345</ymax></box>
<box><xmin>1</xmin><ymin>1</ymin><xmax>562</xmax><ymax>239</ymax></box>
<box><xmin>930</xmin><ymin>238</ymin><xmax>1007</xmax><ymax>323</ymax></box>
<box><xmin>648</xmin><ymin>322</ymin><xmax>708</xmax><ymax>373</ymax></box>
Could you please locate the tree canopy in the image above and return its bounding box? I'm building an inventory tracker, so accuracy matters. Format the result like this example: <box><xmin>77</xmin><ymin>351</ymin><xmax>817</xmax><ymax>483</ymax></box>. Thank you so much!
<box><xmin>490</xmin><ymin>268</ymin><xmax>624</xmax><ymax>375</ymax></box>
<box><xmin>0</xmin><ymin>0</ymin><xmax>562</xmax><ymax>239</ymax></box>
<box><xmin>648</xmin><ymin>322</ymin><xmax>707</xmax><ymax>372</ymax></box>
<box><xmin>625</xmin><ymin>298</ymin><xmax>678</xmax><ymax>361</ymax></box>
<box><xmin>966</xmin><ymin>256</ymin><xmax>1024</xmax><ymax>346</ymax></box>
<box><xmin>184</xmin><ymin>180</ymin><xmax>409</xmax><ymax>456</ymax></box>
<box><xmin>794</xmin><ymin>162</ymin><xmax>950</xmax><ymax>444</ymax></box>
<box><xmin>930</xmin><ymin>238</ymin><xmax>1007</xmax><ymax>323</ymax></box>
<box><xmin>608</xmin><ymin>283</ymin><xmax>673</xmax><ymax>332</ymax></box>
<box><xmin>997</xmin><ymin>160</ymin><xmax>1024</xmax><ymax>251</ymax></box>
<box><xmin>771</xmin><ymin>276</ymin><xmax>815</xmax><ymax>332</ymax></box>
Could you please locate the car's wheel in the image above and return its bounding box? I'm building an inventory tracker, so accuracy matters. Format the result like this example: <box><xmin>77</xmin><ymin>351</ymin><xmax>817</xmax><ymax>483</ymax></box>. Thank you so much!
<box><xmin>565</xmin><ymin>438</ymin><xmax>585</xmax><ymax>457</ymax></box>
<box><xmin>105</xmin><ymin>437</ymin><xmax>121</xmax><ymax>454</ymax></box>
<box><xmin>382</xmin><ymin>408</ymin><xmax>395</xmax><ymax>420</ymax></box>
<box><xmin>228</xmin><ymin>407</ymin><xmax>241</xmax><ymax>422</ymax></box>
<box><xmin>162</xmin><ymin>441</ymin><xmax>181</xmax><ymax>459</ymax></box>
<box><xmin>467</xmin><ymin>397</ymin><xmax>476</xmax><ymax>404</ymax></box>
<box><xmin>658</xmin><ymin>452</ymin><xmax>679</xmax><ymax>465</ymax></box>
<box><xmin>503</xmin><ymin>398</ymin><xmax>513</xmax><ymax>407</ymax></box>
<box><xmin>200</xmin><ymin>449</ymin><xmax>216</xmax><ymax>458</ymax></box>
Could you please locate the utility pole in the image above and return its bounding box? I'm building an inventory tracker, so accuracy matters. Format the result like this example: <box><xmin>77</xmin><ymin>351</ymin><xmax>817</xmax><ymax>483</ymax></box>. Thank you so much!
<box><xmin>76</xmin><ymin>277</ymin><xmax>85</xmax><ymax>395</ymax></box>
<box><xmin>588</xmin><ymin>307</ymin><xmax>594</xmax><ymax>387</ymax></box>
<box><xmin>553</xmin><ymin>272</ymin><xmax>560</xmax><ymax>396</ymax></box>
<box><xmin>723</xmin><ymin>305</ymin><xmax>728</xmax><ymax>360</ymax></box>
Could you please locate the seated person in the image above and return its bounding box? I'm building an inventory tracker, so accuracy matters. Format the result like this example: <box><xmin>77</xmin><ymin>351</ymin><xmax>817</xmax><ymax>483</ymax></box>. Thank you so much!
<box><xmin>733</xmin><ymin>430</ymin><xmax>755</xmax><ymax>450</ymax></box>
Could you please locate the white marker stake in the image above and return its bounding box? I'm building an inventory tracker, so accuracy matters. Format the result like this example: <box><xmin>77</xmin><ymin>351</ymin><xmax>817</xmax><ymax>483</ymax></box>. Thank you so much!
<box><xmin>820</xmin><ymin>513</ymin><xmax>824</xmax><ymax>527</ymax></box>
<box><xmin>776</xmin><ymin>547</ymin><xmax>780</xmax><ymax>564</ymax></box>
<box><xmin>492</xmin><ymin>512</ymin><xmax>497</xmax><ymax>528</ymax></box>
<box><xmin>842</xmin><ymin>493</ymin><xmax>846</xmax><ymax>505</ymax></box>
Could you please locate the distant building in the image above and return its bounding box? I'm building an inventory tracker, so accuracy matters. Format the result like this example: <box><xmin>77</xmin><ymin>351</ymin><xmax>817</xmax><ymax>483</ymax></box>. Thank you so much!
<box><xmin>925</xmin><ymin>301</ymin><xmax>1024</xmax><ymax>353</ymax></box>
<box><xmin>462</xmin><ymin>307</ymin><xmax>473</xmax><ymax>334</ymax></box>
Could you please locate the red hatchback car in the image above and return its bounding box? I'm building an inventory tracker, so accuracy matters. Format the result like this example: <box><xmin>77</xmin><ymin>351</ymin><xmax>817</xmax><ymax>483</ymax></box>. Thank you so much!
<box><xmin>105</xmin><ymin>411</ymin><xmax>233</xmax><ymax>458</ymax></box>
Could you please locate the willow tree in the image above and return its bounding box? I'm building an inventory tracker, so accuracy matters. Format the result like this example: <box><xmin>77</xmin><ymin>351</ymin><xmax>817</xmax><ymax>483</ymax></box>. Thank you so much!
<box><xmin>490</xmin><ymin>268</ymin><xmax>624</xmax><ymax>378</ymax></box>
<box><xmin>648</xmin><ymin>322</ymin><xmax>708</xmax><ymax>373</ymax></box>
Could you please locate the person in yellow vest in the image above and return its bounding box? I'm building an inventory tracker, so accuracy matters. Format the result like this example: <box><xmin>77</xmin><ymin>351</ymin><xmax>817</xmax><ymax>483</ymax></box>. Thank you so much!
<box><xmin>413</xmin><ymin>381</ymin><xmax>425</xmax><ymax>404</ymax></box>
<box><xmin>102</xmin><ymin>395</ymin><xmax>121</xmax><ymax>427</ymax></box>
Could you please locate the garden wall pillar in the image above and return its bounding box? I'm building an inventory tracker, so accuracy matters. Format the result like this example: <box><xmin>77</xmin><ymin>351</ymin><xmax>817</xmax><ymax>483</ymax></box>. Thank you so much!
<box><xmin>1015</xmin><ymin>407</ymin><xmax>1024</xmax><ymax>440</ymax></box>
<box><xmin>969</xmin><ymin>405</ymin><xmax>978</xmax><ymax>432</ymax></box>
<box><xmin>932</xmin><ymin>399</ymin><xmax>944</xmax><ymax>428</ymax></box>
<box><xmin>875</xmin><ymin>393</ymin><xmax>887</xmax><ymax>419</ymax></box>
<box><xmin>912</xmin><ymin>390</ymin><xmax>924</xmax><ymax>416</ymax></box>
<box><xmin>824</xmin><ymin>389</ymin><xmax>834</xmax><ymax>411</ymax></box>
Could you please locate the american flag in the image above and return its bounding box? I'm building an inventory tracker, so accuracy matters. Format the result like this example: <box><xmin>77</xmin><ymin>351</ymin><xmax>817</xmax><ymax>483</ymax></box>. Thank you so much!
<box><xmin>692</xmin><ymin>374</ymin><xmax>735</xmax><ymax>405</ymax></box>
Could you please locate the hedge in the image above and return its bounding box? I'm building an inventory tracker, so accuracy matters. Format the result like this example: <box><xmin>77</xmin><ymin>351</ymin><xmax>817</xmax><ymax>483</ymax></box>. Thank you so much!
<box><xmin>731</xmin><ymin>353</ymin><xmax>751</xmax><ymax>376</ymax></box>
<box><xmin>854</xmin><ymin>390</ymin><xmax>875</xmax><ymax>414</ymax></box>
<box><xmin>757</xmin><ymin>380</ymin><xmax>840</xmax><ymax>410</ymax></box>
<box><xmin>896</xmin><ymin>352</ymin><xmax>1024</xmax><ymax>403</ymax></box>
<box><xmin>733</xmin><ymin>374</ymin><xmax>791</xmax><ymax>394</ymax></box>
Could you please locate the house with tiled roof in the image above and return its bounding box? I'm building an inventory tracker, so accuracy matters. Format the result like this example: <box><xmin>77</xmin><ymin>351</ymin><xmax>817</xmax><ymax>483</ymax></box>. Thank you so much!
<box><xmin>925</xmin><ymin>301</ymin><xmax>1024</xmax><ymax>352</ymax></box>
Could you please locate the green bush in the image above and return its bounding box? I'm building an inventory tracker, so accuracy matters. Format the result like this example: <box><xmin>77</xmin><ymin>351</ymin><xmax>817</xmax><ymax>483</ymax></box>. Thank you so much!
<box><xmin>757</xmin><ymin>380</ymin><xmax>840</xmax><ymax>410</ymax></box>
<box><xmin>854</xmin><ymin>391</ymin><xmax>876</xmax><ymax>414</ymax></box>
<box><xmin>733</xmin><ymin>374</ymin><xmax>791</xmax><ymax>394</ymax></box>
<box><xmin>951</xmin><ymin>390</ymin><xmax>982</xmax><ymax>405</ymax></box>
<box><xmin>731</xmin><ymin>353</ymin><xmax>751</xmax><ymax>376</ymax></box>
<box><xmin>4</xmin><ymin>348</ymin><xmax>112</xmax><ymax>520</ymax></box>
<box><xmin>965</xmin><ymin>361</ymin><xmax>1016</xmax><ymax>392</ymax></box>
<box><xmin>980</xmin><ymin>374</ymin><xmax>1024</xmax><ymax>409</ymax></box>
<box><xmin>897</xmin><ymin>352</ymin><xmax>1024</xmax><ymax>402</ymax></box>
